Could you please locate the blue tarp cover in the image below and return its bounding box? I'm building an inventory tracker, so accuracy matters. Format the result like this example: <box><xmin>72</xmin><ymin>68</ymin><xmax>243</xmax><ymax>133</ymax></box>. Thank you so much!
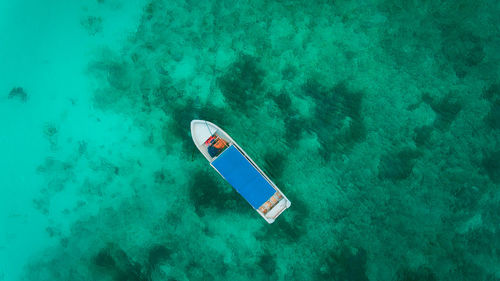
<box><xmin>212</xmin><ymin>145</ymin><xmax>276</xmax><ymax>209</ymax></box>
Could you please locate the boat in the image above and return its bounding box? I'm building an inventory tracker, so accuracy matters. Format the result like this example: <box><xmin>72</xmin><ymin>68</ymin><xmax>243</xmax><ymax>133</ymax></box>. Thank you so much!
<box><xmin>190</xmin><ymin>120</ymin><xmax>291</xmax><ymax>223</ymax></box>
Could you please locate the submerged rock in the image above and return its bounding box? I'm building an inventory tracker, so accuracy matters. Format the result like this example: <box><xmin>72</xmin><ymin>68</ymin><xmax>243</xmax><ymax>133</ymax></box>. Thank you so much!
<box><xmin>81</xmin><ymin>15</ymin><xmax>103</xmax><ymax>36</ymax></box>
<box><xmin>482</xmin><ymin>151</ymin><xmax>500</xmax><ymax>183</ymax></box>
<box><xmin>378</xmin><ymin>148</ymin><xmax>421</xmax><ymax>181</ymax></box>
<box><xmin>8</xmin><ymin>87</ymin><xmax>28</xmax><ymax>102</ymax></box>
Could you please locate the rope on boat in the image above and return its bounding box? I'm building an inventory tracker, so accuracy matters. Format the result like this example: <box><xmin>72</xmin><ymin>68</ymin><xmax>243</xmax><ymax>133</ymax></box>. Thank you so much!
<box><xmin>205</xmin><ymin>120</ymin><xmax>213</xmax><ymax>136</ymax></box>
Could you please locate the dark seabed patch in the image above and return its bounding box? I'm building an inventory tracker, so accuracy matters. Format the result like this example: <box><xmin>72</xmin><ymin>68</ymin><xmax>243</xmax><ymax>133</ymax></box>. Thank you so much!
<box><xmin>302</xmin><ymin>79</ymin><xmax>366</xmax><ymax>159</ymax></box>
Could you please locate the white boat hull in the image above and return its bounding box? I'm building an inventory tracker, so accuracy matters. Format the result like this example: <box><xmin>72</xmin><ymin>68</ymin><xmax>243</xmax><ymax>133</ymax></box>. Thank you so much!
<box><xmin>190</xmin><ymin>120</ymin><xmax>291</xmax><ymax>223</ymax></box>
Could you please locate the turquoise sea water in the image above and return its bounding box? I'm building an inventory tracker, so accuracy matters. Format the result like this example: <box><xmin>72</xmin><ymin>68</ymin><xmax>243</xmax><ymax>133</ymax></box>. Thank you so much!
<box><xmin>1</xmin><ymin>0</ymin><xmax>499</xmax><ymax>280</ymax></box>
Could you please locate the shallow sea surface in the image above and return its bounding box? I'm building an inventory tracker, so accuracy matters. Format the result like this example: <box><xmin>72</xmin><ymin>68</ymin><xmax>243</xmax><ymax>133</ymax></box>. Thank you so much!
<box><xmin>1</xmin><ymin>0</ymin><xmax>499</xmax><ymax>280</ymax></box>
